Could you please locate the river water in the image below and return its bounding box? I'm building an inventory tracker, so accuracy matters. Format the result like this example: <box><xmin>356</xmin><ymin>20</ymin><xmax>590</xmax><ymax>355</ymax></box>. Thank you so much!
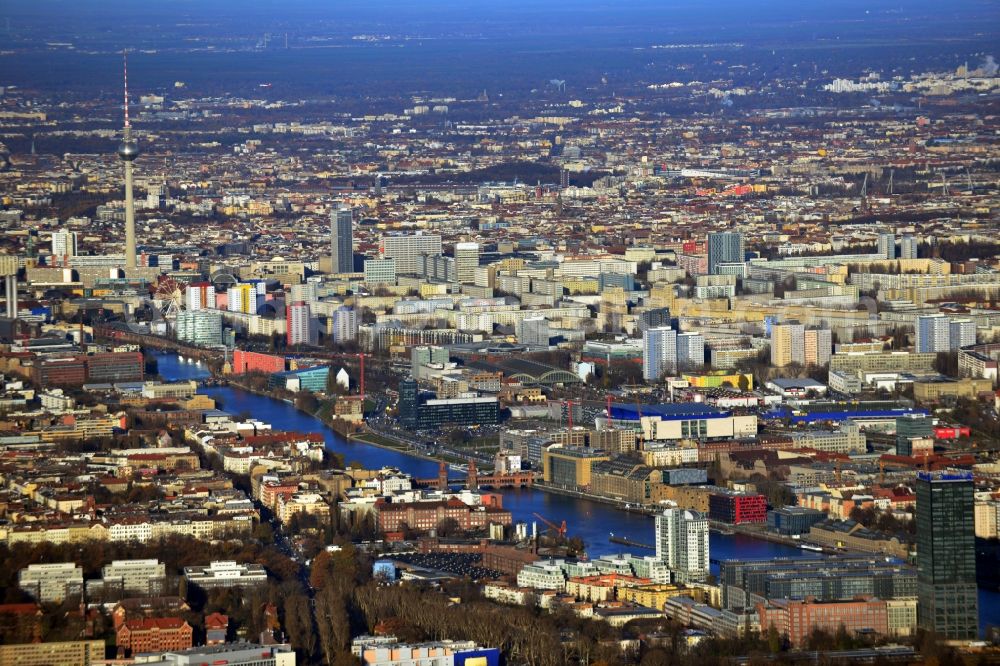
<box><xmin>156</xmin><ymin>352</ymin><xmax>1000</xmax><ymax>631</ymax></box>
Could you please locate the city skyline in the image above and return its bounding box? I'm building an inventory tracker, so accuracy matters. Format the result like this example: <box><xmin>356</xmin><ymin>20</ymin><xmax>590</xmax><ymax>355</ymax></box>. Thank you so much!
<box><xmin>0</xmin><ymin>2</ymin><xmax>997</xmax><ymax>665</ymax></box>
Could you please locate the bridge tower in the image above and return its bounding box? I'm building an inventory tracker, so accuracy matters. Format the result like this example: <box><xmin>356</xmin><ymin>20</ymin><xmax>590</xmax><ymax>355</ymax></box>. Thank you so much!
<box><xmin>467</xmin><ymin>459</ymin><xmax>478</xmax><ymax>490</ymax></box>
<box><xmin>438</xmin><ymin>461</ymin><xmax>448</xmax><ymax>491</ymax></box>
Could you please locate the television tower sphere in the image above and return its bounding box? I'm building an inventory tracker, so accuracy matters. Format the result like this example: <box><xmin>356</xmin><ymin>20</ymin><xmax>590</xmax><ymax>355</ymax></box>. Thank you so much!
<box><xmin>117</xmin><ymin>139</ymin><xmax>139</xmax><ymax>161</ymax></box>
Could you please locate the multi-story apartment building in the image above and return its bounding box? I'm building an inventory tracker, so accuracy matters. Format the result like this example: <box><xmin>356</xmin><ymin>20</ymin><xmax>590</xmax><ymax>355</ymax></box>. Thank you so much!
<box><xmin>382</xmin><ymin>233</ymin><xmax>443</xmax><ymax>275</ymax></box>
<box><xmin>184</xmin><ymin>282</ymin><xmax>215</xmax><ymax>311</ymax></box>
<box><xmin>363</xmin><ymin>258</ymin><xmax>396</xmax><ymax>285</ymax></box>
<box><xmin>18</xmin><ymin>562</ymin><xmax>83</xmax><ymax>603</ymax></box>
<box><xmin>655</xmin><ymin>505</ymin><xmax>709</xmax><ymax>582</ymax></box>
<box><xmin>643</xmin><ymin>326</ymin><xmax>677</xmax><ymax>380</ymax></box>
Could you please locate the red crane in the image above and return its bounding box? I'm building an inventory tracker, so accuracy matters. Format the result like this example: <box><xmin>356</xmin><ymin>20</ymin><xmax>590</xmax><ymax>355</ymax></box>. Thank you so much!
<box><xmin>357</xmin><ymin>352</ymin><xmax>365</xmax><ymax>400</ymax></box>
<box><xmin>563</xmin><ymin>399</ymin><xmax>578</xmax><ymax>430</ymax></box>
<box><xmin>533</xmin><ymin>512</ymin><xmax>567</xmax><ymax>539</ymax></box>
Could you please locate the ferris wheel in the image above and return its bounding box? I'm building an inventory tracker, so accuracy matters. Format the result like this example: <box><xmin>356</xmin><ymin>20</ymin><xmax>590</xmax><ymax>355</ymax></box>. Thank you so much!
<box><xmin>153</xmin><ymin>276</ymin><xmax>185</xmax><ymax>309</ymax></box>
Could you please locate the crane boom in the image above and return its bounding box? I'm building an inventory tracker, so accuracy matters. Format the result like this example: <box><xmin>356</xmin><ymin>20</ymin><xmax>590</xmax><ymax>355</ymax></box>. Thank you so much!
<box><xmin>532</xmin><ymin>512</ymin><xmax>567</xmax><ymax>538</ymax></box>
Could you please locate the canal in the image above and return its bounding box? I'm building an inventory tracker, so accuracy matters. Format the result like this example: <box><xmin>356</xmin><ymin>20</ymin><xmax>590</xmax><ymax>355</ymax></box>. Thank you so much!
<box><xmin>156</xmin><ymin>352</ymin><xmax>1000</xmax><ymax>631</ymax></box>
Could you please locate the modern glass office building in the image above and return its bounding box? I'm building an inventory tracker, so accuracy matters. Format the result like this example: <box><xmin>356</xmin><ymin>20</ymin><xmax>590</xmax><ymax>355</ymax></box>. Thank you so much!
<box><xmin>707</xmin><ymin>232</ymin><xmax>744</xmax><ymax>275</ymax></box>
<box><xmin>916</xmin><ymin>471</ymin><xmax>978</xmax><ymax>639</ymax></box>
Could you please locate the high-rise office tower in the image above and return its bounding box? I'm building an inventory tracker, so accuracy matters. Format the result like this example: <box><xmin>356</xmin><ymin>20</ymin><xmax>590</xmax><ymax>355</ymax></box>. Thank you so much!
<box><xmin>51</xmin><ymin>230</ymin><xmax>78</xmax><ymax>259</ymax></box>
<box><xmin>382</xmin><ymin>233</ymin><xmax>443</xmax><ymax>275</ymax></box>
<box><xmin>454</xmin><ymin>242</ymin><xmax>480</xmax><ymax>284</ymax></box>
<box><xmin>707</xmin><ymin>232</ymin><xmax>744</xmax><ymax>275</ymax></box>
<box><xmin>900</xmin><ymin>235</ymin><xmax>919</xmax><ymax>260</ymax></box>
<box><xmin>176</xmin><ymin>310</ymin><xmax>222</xmax><ymax>346</ymax></box>
<box><xmin>676</xmin><ymin>332</ymin><xmax>705</xmax><ymax>370</ymax></box>
<box><xmin>286</xmin><ymin>301</ymin><xmax>311</xmax><ymax>347</ymax></box>
<box><xmin>916</xmin><ymin>471</ymin><xmax>977</xmax><ymax>639</ymax></box>
<box><xmin>398</xmin><ymin>376</ymin><xmax>420</xmax><ymax>428</ymax></box>
<box><xmin>877</xmin><ymin>233</ymin><xmax>897</xmax><ymax>260</ymax></box>
<box><xmin>643</xmin><ymin>326</ymin><xmax>677</xmax><ymax>380</ymax></box>
<box><xmin>770</xmin><ymin>322</ymin><xmax>805</xmax><ymax>367</ymax></box>
<box><xmin>118</xmin><ymin>53</ymin><xmax>140</xmax><ymax>271</ymax></box>
<box><xmin>655</xmin><ymin>505</ymin><xmax>709</xmax><ymax>582</ymax></box>
<box><xmin>330</xmin><ymin>207</ymin><xmax>354</xmax><ymax>274</ymax></box>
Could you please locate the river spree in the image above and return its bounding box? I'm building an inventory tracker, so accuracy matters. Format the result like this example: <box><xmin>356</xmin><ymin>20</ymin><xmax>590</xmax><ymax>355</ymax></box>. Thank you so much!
<box><xmin>156</xmin><ymin>352</ymin><xmax>1000</xmax><ymax>631</ymax></box>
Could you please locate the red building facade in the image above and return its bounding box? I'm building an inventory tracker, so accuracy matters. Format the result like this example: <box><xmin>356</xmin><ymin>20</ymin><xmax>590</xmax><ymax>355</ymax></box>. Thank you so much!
<box><xmin>708</xmin><ymin>491</ymin><xmax>767</xmax><ymax>524</ymax></box>
<box><xmin>231</xmin><ymin>350</ymin><xmax>285</xmax><ymax>375</ymax></box>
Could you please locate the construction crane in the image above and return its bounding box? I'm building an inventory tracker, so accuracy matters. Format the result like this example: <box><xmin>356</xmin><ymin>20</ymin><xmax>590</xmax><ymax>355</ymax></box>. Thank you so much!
<box><xmin>533</xmin><ymin>513</ymin><xmax>567</xmax><ymax>539</ymax></box>
<box><xmin>633</xmin><ymin>394</ymin><xmax>644</xmax><ymax>422</ymax></box>
<box><xmin>357</xmin><ymin>352</ymin><xmax>366</xmax><ymax>400</ymax></box>
<box><xmin>860</xmin><ymin>173</ymin><xmax>870</xmax><ymax>212</ymax></box>
<box><xmin>563</xmin><ymin>399</ymin><xmax>579</xmax><ymax>430</ymax></box>
<box><xmin>888</xmin><ymin>169</ymin><xmax>894</xmax><ymax>196</ymax></box>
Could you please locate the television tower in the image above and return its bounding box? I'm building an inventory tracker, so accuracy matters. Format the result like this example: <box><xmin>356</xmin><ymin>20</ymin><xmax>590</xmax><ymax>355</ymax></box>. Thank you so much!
<box><xmin>118</xmin><ymin>51</ymin><xmax>139</xmax><ymax>271</ymax></box>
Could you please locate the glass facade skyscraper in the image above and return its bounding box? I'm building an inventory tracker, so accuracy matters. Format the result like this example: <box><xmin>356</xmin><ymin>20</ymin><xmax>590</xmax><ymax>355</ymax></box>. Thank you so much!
<box><xmin>330</xmin><ymin>207</ymin><xmax>354</xmax><ymax>274</ymax></box>
<box><xmin>707</xmin><ymin>232</ymin><xmax>744</xmax><ymax>275</ymax></box>
<box><xmin>398</xmin><ymin>377</ymin><xmax>419</xmax><ymax>429</ymax></box>
<box><xmin>916</xmin><ymin>471</ymin><xmax>978</xmax><ymax>639</ymax></box>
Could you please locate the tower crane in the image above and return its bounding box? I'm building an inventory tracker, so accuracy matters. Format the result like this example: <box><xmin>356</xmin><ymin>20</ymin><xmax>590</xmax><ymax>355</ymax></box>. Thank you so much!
<box><xmin>357</xmin><ymin>352</ymin><xmax>366</xmax><ymax>400</ymax></box>
<box><xmin>533</xmin><ymin>513</ymin><xmax>567</xmax><ymax>539</ymax></box>
<box><xmin>562</xmin><ymin>399</ymin><xmax>579</xmax><ymax>430</ymax></box>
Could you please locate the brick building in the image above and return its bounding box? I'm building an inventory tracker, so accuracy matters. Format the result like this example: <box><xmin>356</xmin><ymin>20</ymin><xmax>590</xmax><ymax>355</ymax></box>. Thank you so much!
<box><xmin>755</xmin><ymin>597</ymin><xmax>915</xmax><ymax>647</ymax></box>
<box><xmin>375</xmin><ymin>498</ymin><xmax>512</xmax><ymax>533</ymax></box>
<box><xmin>116</xmin><ymin>617</ymin><xmax>193</xmax><ymax>656</ymax></box>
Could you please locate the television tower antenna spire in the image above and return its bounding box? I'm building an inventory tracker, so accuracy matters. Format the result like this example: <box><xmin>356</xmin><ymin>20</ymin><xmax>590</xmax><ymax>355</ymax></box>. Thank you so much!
<box><xmin>123</xmin><ymin>51</ymin><xmax>130</xmax><ymax>130</ymax></box>
<box><xmin>117</xmin><ymin>49</ymin><xmax>140</xmax><ymax>271</ymax></box>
